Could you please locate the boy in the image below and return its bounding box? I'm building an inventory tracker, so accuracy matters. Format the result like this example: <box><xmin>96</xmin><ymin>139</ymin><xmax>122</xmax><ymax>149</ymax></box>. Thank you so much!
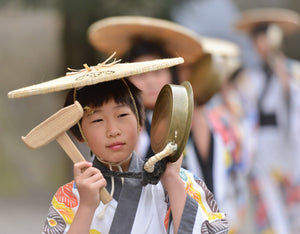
<box><xmin>41</xmin><ymin>78</ymin><xmax>228</xmax><ymax>234</ymax></box>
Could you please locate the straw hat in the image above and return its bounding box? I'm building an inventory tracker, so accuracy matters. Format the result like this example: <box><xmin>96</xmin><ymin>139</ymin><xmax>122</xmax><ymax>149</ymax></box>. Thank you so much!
<box><xmin>200</xmin><ymin>36</ymin><xmax>240</xmax><ymax>57</ymax></box>
<box><xmin>7</xmin><ymin>57</ymin><xmax>184</xmax><ymax>99</ymax></box>
<box><xmin>88</xmin><ymin>16</ymin><xmax>203</xmax><ymax>64</ymax></box>
<box><xmin>187</xmin><ymin>38</ymin><xmax>241</xmax><ymax>105</ymax></box>
<box><xmin>235</xmin><ymin>8</ymin><xmax>300</xmax><ymax>35</ymax></box>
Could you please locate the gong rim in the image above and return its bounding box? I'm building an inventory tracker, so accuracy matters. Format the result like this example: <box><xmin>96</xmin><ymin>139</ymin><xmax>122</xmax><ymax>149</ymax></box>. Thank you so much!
<box><xmin>150</xmin><ymin>81</ymin><xmax>193</xmax><ymax>162</ymax></box>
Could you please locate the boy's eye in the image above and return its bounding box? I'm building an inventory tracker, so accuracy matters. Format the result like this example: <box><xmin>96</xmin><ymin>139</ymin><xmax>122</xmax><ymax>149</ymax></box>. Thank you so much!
<box><xmin>92</xmin><ymin>119</ymin><xmax>103</xmax><ymax>123</ymax></box>
<box><xmin>118</xmin><ymin>113</ymin><xmax>129</xmax><ymax>118</ymax></box>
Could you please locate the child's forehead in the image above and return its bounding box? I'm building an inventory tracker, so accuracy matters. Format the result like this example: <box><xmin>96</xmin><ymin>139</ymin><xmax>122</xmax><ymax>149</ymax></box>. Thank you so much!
<box><xmin>84</xmin><ymin>100</ymin><xmax>130</xmax><ymax>114</ymax></box>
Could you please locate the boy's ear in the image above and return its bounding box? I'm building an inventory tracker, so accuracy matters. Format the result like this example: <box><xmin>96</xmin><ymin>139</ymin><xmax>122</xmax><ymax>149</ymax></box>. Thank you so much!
<box><xmin>73</xmin><ymin>120</ymin><xmax>86</xmax><ymax>143</ymax></box>
<box><xmin>70</xmin><ymin>132</ymin><xmax>85</xmax><ymax>143</ymax></box>
<box><xmin>75</xmin><ymin>135</ymin><xmax>85</xmax><ymax>143</ymax></box>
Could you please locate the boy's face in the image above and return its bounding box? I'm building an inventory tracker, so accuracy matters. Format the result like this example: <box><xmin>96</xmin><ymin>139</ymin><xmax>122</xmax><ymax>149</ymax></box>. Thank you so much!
<box><xmin>81</xmin><ymin>99</ymin><xmax>139</xmax><ymax>165</ymax></box>
<box><xmin>129</xmin><ymin>55</ymin><xmax>172</xmax><ymax>110</ymax></box>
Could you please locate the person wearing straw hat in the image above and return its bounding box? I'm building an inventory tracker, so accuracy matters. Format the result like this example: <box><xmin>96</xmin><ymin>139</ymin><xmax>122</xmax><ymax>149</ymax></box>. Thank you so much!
<box><xmin>181</xmin><ymin>37</ymin><xmax>253</xmax><ymax>233</ymax></box>
<box><xmin>234</xmin><ymin>7</ymin><xmax>300</xmax><ymax>234</ymax></box>
<box><xmin>8</xmin><ymin>58</ymin><xmax>229</xmax><ymax>233</ymax></box>
<box><xmin>88</xmin><ymin>16</ymin><xmax>203</xmax><ymax>161</ymax></box>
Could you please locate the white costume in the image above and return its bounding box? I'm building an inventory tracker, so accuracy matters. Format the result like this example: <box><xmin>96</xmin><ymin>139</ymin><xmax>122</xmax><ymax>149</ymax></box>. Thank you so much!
<box><xmin>42</xmin><ymin>153</ymin><xmax>229</xmax><ymax>234</ymax></box>
<box><xmin>236</xmin><ymin>60</ymin><xmax>300</xmax><ymax>234</ymax></box>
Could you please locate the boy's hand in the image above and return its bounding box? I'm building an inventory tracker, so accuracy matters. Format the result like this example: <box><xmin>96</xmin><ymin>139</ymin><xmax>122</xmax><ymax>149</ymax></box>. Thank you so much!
<box><xmin>74</xmin><ymin>161</ymin><xmax>107</xmax><ymax>210</ymax></box>
<box><xmin>161</xmin><ymin>154</ymin><xmax>183</xmax><ymax>186</ymax></box>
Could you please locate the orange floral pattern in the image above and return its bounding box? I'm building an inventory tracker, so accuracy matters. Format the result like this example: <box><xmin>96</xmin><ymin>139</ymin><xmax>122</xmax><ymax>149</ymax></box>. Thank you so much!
<box><xmin>55</xmin><ymin>181</ymin><xmax>78</xmax><ymax>208</ymax></box>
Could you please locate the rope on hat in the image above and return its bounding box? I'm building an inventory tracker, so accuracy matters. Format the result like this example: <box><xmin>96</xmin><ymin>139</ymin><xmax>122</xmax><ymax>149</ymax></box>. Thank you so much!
<box><xmin>66</xmin><ymin>52</ymin><xmax>121</xmax><ymax>75</ymax></box>
<box><xmin>121</xmin><ymin>78</ymin><xmax>141</xmax><ymax>133</ymax></box>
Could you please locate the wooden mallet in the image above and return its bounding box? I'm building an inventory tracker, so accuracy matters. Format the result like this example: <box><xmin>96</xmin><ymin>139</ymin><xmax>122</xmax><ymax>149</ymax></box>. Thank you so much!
<box><xmin>22</xmin><ymin>101</ymin><xmax>112</xmax><ymax>204</ymax></box>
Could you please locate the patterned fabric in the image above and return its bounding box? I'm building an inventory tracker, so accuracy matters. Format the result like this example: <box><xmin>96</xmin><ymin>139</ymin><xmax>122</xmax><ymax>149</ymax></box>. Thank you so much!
<box><xmin>203</xmin><ymin>96</ymin><xmax>250</xmax><ymax>234</ymax></box>
<box><xmin>205</xmin><ymin>97</ymin><xmax>244</xmax><ymax>173</ymax></box>
<box><xmin>42</xmin><ymin>159</ymin><xmax>228</xmax><ymax>234</ymax></box>
<box><xmin>181</xmin><ymin>169</ymin><xmax>223</xmax><ymax>221</ymax></box>
<box><xmin>42</xmin><ymin>182</ymin><xmax>76</xmax><ymax>234</ymax></box>
<box><xmin>231</xmin><ymin>61</ymin><xmax>300</xmax><ymax>234</ymax></box>
<box><xmin>43</xmin><ymin>206</ymin><xmax>66</xmax><ymax>234</ymax></box>
<box><xmin>201</xmin><ymin>219</ymin><xmax>229</xmax><ymax>234</ymax></box>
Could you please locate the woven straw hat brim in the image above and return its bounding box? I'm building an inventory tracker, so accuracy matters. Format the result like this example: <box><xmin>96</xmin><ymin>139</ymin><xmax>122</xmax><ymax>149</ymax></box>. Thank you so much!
<box><xmin>188</xmin><ymin>53</ymin><xmax>241</xmax><ymax>105</ymax></box>
<box><xmin>8</xmin><ymin>57</ymin><xmax>184</xmax><ymax>99</ymax></box>
<box><xmin>187</xmin><ymin>37</ymin><xmax>241</xmax><ymax>105</ymax></box>
<box><xmin>88</xmin><ymin>16</ymin><xmax>203</xmax><ymax>65</ymax></box>
<box><xmin>235</xmin><ymin>8</ymin><xmax>300</xmax><ymax>35</ymax></box>
<box><xmin>200</xmin><ymin>36</ymin><xmax>240</xmax><ymax>57</ymax></box>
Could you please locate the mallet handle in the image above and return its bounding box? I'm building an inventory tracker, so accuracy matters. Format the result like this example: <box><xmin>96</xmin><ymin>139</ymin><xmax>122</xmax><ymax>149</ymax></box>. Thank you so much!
<box><xmin>56</xmin><ymin>132</ymin><xmax>112</xmax><ymax>204</ymax></box>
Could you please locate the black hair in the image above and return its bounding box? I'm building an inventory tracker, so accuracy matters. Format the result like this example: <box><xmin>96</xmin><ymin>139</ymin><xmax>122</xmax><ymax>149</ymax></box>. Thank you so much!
<box><xmin>122</xmin><ymin>37</ymin><xmax>180</xmax><ymax>85</ymax></box>
<box><xmin>250</xmin><ymin>23</ymin><xmax>270</xmax><ymax>37</ymax></box>
<box><xmin>64</xmin><ymin>79</ymin><xmax>144</xmax><ymax>141</ymax></box>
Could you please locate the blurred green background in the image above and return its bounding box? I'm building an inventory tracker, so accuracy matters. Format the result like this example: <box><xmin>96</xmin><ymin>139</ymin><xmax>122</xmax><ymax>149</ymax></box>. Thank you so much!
<box><xmin>1</xmin><ymin>0</ymin><xmax>299</xmax><ymax>233</ymax></box>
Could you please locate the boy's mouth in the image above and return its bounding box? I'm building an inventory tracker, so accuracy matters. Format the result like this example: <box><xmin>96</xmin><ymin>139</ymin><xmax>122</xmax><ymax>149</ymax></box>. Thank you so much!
<box><xmin>108</xmin><ymin>142</ymin><xmax>125</xmax><ymax>150</ymax></box>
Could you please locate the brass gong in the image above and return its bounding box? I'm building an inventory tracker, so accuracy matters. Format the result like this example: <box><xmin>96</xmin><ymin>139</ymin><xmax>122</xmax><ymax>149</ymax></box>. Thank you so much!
<box><xmin>150</xmin><ymin>81</ymin><xmax>194</xmax><ymax>162</ymax></box>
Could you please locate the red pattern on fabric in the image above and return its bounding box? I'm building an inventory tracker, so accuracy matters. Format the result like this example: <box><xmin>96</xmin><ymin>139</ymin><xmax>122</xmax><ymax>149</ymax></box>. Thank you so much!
<box><xmin>164</xmin><ymin>207</ymin><xmax>171</xmax><ymax>231</ymax></box>
<box><xmin>55</xmin><ymin>181</ymin><xmax>78</xmax><ymax>208</ymax></box>
<box><xmin>207</xmin><ymin>105</ymin><xmax>242</xmax><ymax>164</ymax></box>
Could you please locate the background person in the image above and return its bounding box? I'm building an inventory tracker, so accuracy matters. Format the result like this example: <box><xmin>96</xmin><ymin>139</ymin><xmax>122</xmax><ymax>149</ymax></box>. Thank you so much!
<box><xmin>182</xmin><ymin>38</ymin><xmax>250</xmax><ymax>233</ymax></box>
<box><xmin>233</xmin><ymin>8</ymin><xmax>300</xmax><ymax>234</ymax></box>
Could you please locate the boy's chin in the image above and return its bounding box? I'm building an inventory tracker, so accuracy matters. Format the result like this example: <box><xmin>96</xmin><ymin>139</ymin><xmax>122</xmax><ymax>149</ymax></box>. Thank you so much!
<box><xmin>102</xmin><ymin>153</ymin><xmax>132</xmax><ymax>166</ymax></box>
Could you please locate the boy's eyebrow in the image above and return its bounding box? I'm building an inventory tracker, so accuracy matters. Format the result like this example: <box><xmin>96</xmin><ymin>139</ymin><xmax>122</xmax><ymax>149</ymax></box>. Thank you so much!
<box><xmin>84</xmin><ymin>106</ymin><xmax>102</xmax><ymax>116</ymax></box>
<box><xmin>84</xmin><ymin>103</ymin><xmax>128</xmax><ymax>116</ymax></box>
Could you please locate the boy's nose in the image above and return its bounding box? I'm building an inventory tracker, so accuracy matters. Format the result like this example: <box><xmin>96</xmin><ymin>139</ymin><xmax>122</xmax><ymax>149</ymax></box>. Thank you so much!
<box><xmin>106</xmin><ymin>123</ymin><xmax>121</xmax><ymax>137</ymax></box>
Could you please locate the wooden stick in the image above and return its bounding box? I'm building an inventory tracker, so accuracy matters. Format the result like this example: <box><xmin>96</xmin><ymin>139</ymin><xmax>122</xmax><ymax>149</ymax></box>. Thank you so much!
<box><xmin>21</xmin><ymin>101</ymin><xmax>112</xmax><ymax>204</ymax></box>
<box><xmin>56</xmin><ymin>132</ymin><xmax>112</xmax><ymax>204</ymax></box>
